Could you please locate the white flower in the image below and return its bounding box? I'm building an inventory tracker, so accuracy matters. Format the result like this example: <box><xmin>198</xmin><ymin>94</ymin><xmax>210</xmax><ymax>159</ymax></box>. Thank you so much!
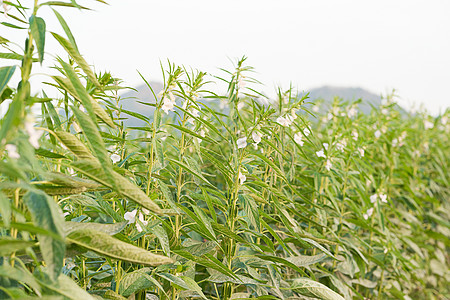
<box><xmin>441</xmin><ymin>116</ymin><xmax>448</xmax><ymax>125</ymax></box>
<box><xmin>136</xmin><ymin>212</ymin><xmax>148</xmax><ymax>232</ymax></box>
<box><xmin>2</xmin><ymin>1</ymin><xmax>10</xmax><ymax>17</ymax></box>
<box><xmin>197</xmin><ymin>128</ymin><xmax>206</xmax><ymax>143</ymax></box>
<box><xmin>336</xmin><ymin>140</ymin><xmax>346</xmax><ymax>152</ymax></box>
<box><xmin>187</xmin><ymin>107</ymin><xmax>200</xmax><ymax>125</ymax></box>
<box><xmin>110</xmin><ymin>153</ymin><xmax>121</xmax><ymax>163</ymax></box>
<box><xmin>357</xmin><ymin>147</ymin><xmax>365</xmax><ymax>157</ymax></box>
<box><xmin>168</xmin><ymin>91</ymin><xmax>175</xmax><ymax>102</ymax></box>
<box><xmin>392</xmin><ymin>138</ymin><xmax>398</xmax><ymax>147</ymax></box>
<box><xmin>312</xmin><ymin>105</ymin><xmax>320</xmax><ymax>113</ymax></box>
<box><xmin>424</xmin><ymin>120</ymin><xmax>434</xmax><ymax>130</ymax></box>
<box><xmin>5</xmin><ymin>144</ymin><xmax>19</xmax><ymax>159</ymax></box>
<box><xmin>25</xmin><ymin>118</ymin><xmax>43</xmax><ymax>148</ymax></box>
<box><xmin>238</xmin><ymin>76</ymin><xmax>246</xmax><ymax>89</ymax></box>
<box><xmin>142</xmin><ymin>208</ymin><xmax>150</xmax><ymax>215</ymax></box>
<box><xmin>370</xmin><ymin>194</ymin><xmax>378</xmax><ymax>203</ymax></box>
<box><xmin>323</xmin><ymin>143</ymin><xmax>329</xmax><ymax>150</ymax></box>
<box><xmin>252</xmin><ymin>131</ymin><xmax>262</xmax><ymax>145</ymax></box>
<box><xmin>124</xmin><ymin>209</ymin><xmax>137</xmax><ymax>224</ymax></box>
<box><xmin>325</xmin><ymin>159</ymin><xmax>332</xmax><ymax>171</ymax></box>
<box><xmin>374</xmin><ymin>130</ymin><xmax>381</xmax><ymax>138</ymax></box>
<box><xmin>237</xmin><ymin>137</ymin><xmax>247</xmax><ymax>149</ymax></box>
<box><xmin>352</xmin><ymin>129</ymin><xmax>358</xmax><ymax>141</ymax></box>
<box><xmin>381</xmin><ymin>108</ymin><xmax>389</xmax><ymax>115</ymax></box>
<box><xmin>276</xmin><ymin>116</ymin><xmax>291</xmax><ymax>127</ymax></box>
<box><xmin>161</xmin><ymin>97</ymin><xmax>176</xmax><ymax>114</ymax></box>
<box><xmin>237</xmin><ymin>102</ymin><xmax>245</xmax><ymax>110</ymax></box>
<box><xmin>294</xmin><ymin>132</ymin><xmax>304</xmax><ymax>146</ymax></box>
<box><xmin>347</xmin><ymin>106</ymin><xmax>357</xmax><ymax>118</ymax></box>
<box><xmin>363</xmin><ymin>207</ymin><xmax>374</xmax><ymax>220</ymax></box>
<box><xmin>379</xmin><ymin>194</ymin><xmax>387</xmax><ymax>203</ymax></box>
<box><xmin>238</xmin><ymin>170</ymin><xmax>246</xmax><ymax>185</ymax></box>
<box><xmin>303</xmin><ymin>128</ymin><xmax>311</xmax><ymax>136</ymax></box>
<box><xmin>316</xmin><ymin>149</ymin><xmax>326</xmax><ymax>158</ymax></box>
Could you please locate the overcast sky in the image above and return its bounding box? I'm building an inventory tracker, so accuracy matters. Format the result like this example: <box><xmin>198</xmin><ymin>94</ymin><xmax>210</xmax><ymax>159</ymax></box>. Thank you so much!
<box><xmin>2</xmin><ymin>0</ymin><xmax>450</xmax><ymax>114</ymax></box>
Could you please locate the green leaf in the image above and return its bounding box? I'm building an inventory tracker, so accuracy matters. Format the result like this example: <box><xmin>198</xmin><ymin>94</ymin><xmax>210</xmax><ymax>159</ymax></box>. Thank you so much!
<box><xmin>70</xmin><ymin>159</ymin><xmax>162</xmax><ymax>214</ymax></box>
<box><xmin>291</xmin><ymin>278</ymin><xmax>345</xmax><ymax>300</ymax></box>
<box><xmin>152</xmin><ymin>225</ymin><xmax>170</xmax><ymax>256</ymax></box>
<box><xmin>52</xmin><ymin>9</ymin><xmax>78</xmax><ymax>52</ymax></box>
<box><xmin>23</xmin><ymin>190</ymin><xmax>65</xmax><ymax>281</ymax></box>
<box><xmin>285</xmin><ymin>253</ymin><xmax>328</xmax><ymax>267</ymax></box>
<box><xmin>64</xmin><ymin>221</ymin><xmax>127</xmax><ymax>235</ymax></box>
<box><xmin>52</xmin><ymin>32</ymin><xmax>100</xmax><ymax>88</ymax></box>
<box><xmin>0</xmin><ymin>191</ymin><xmax>11</xmax><ymax>227</ymax></box>
<box><xmin>29</xmin><ymin>16</ymin><xmax>46</xmax><ymax>63</ymax></box>
<box><xmin>0</xmin><ymin>238</ymin><xmax>36</xmax><ymax>256</ymax></box>
<box><xmin>0</xmin><ymin>264</ymin><xmax>42</xmax><ymax>295</ymax></box>
<box><xmin>0</xmin><ymin>65</ymin><xmax>16</xmax><ymax>95</ymax></box>
<box><xmin>67</xmin><ymin>229</ymin><xmax>173</xmax><ymax>266</ymax></box>
<box><xmin>71</xmin><ymin>106</ymin><xmax>116</xmax><ymax>187</ymax></box>
<box><xmin>118</xmin><ymin>267</ymin><xmax>153</xmax><ymax>297</ymax></box>
<box><xmin>104</xmin><ymin>290</ymin><xmax>127</xmax><ymax>300</ymax></box>
<box><xmin>157</xmin><ymin>273</ymin><xmax>189</xmax><ymax>290</ymax></box>
<box><xmin>43</xmin><ymin>273</ymin><xmax>96</xmax><ymax>300</ymax></box>
<box><xmin>180</xmin><ymin>276</ymin><xmax>207</xmax><ymax>299</ymax></box>
<box><xmin>54</xmin><ymin>130</ymin><xmax>94</xmax><ymax>159</ymax></box>
<box><xmin>0</xmin><ymin>53</ymin><xmax>25</xmax><ymax>60</ymax></box>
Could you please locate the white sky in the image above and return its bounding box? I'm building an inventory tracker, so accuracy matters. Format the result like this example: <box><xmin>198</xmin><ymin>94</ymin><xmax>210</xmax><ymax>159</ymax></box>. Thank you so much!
<box><xmin>2</xmin><ymin>0</ymin><xmax>450</xmax><ymax>114</ymax></box>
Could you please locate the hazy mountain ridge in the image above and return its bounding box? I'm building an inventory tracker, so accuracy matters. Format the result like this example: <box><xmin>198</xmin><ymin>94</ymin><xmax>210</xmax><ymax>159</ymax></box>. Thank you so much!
<box><xmin>118</xmin><ymin>83</ymin><xmax>382</xmax><ymax>126</ymax></box>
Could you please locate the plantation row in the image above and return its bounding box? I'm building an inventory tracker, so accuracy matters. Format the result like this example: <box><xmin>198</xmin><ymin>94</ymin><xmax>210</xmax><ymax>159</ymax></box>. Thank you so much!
<box><xmin>0</xmin><ymin>1</ymin><xmax>449</xmax><ymax>299</ymax></box>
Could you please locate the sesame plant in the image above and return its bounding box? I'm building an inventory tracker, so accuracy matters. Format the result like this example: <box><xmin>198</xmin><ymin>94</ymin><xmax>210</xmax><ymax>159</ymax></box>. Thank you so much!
<box><xmin>0</xmin><ymin>1</ymin><xmax>449</xmax><ymax>300</ymax></box>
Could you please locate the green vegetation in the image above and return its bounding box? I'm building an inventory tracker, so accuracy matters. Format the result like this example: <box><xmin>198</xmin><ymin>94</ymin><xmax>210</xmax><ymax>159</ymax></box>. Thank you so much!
<box><xmin>0</xmin><ymin>1</ymin><xmax>449</xmax><ymax>299</ymax></box>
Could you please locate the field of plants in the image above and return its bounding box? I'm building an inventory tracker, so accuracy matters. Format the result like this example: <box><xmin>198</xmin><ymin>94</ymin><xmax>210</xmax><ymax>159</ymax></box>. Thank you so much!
<box><xmin>0</xmin><ymin>1</ymin><xmax>449</xmax><ymax>299</ymax></box>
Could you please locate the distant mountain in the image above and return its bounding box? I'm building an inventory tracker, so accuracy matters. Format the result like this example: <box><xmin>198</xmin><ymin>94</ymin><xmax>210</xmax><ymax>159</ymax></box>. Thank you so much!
<box><xmin>118</xmin><ymin>82</ymin><xmax>162</xmax><ymax>127</ymax></box>
<box><xmin>305</xmin><ymin>86</ymin><xmax>382</xmax><ymax>114</ymax></box>
<box><xmin>117</xmin><ymin>83</ymin><xmax>382</xmax><ymax>126</ymax></box>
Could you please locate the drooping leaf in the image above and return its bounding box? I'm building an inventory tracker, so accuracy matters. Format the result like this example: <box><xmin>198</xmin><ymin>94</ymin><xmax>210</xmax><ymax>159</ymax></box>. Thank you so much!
<box><xmin>54</xmin><ymin>130</ymin><xmax>94</xmax><ymax>159</ymax></box>
<box><xmin>0</xmin><ymin>238</ymin><xmax>36</xmax><ymax>256</ymax></box>
<box><xmin>52</xmin><ymin>32</ymin><xmax>100</xmax><ymax>87</ymax></box>
<box><xmin>29</xmin><ymin>16</ymin><xmax>46</xmax><ymax>63</ymax></box>
<box><xmin>0</xmin><ymin>264</ymin><xmax>42</xmax><ymax>295</ymax></box>
<box><xmin>64</xmin><ymin>221</ymin><xmax>127</xmax><ymax>235</ymax></box>
<box><xmin>291</xmin><ymin>278</ymin><xmax>345</xmax><ymax>300</ymax></box>
<box><xmin>52</xmin><ymin>9</ymin><xmax>78</xmax><ymax>52</ymax></box>
<box><xmin>23</xmin><ymin>190</ymin><xmax>65</xmax><ymax>281</ymax></box>
<box><xmin>0</xmin><ymin>65</ymin><xmax>16</xmax><ymax>95</ymax></box>
<box><xmin>0</xmin><ymin>192</ymin><xmax>11</xmax><ymax>227</ymax></box>
<box><xmin>67</xmin><ymin>229</ymin><xmax>173</xmax><ymax>266</ymax></box>
<box><xmin>70</xmin><ymin>159</ymin><xmax>162</xmax><ymax>214</ymax></box>
<box><xmin>118</xmin><ymin>267</ymin><xmax>154</xmax><ymax>297</ymax></box>
<box><xmin>43</xmin><ymin>273</ymin><xmax>96</xmax><ymax>300</ymax></box>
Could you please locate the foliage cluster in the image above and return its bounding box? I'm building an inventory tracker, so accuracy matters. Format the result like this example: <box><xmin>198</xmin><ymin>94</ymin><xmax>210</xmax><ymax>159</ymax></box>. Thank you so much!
<box><xmin>0</xmin><ymin>1</ymin><xmax>449</xmax><ymax>299</ymax></box>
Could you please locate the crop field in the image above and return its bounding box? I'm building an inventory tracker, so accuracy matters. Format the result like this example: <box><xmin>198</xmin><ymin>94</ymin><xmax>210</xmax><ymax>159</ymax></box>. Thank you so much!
<box><xmin>0</xmin><ymin>1</ymin><xmax>449</xmax><ymax>299</ymax></box>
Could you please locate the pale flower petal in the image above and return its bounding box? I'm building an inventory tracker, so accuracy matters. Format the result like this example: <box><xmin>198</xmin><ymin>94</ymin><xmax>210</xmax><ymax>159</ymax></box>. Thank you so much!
<box><xmin>5</xmin><ymin>144</ymin><xmax>20</xmax><ymax>159</ymax></box>
<box><xmin>325</xmin><ymin>159</ymin><xmax>332</xmax><ymax>171</ymax></box>
<box><xmin>370</xmin><ymin>194</ymin><xmax>378</xmax><ymax>203</ymax></box>
<box><xmin>252</xmin><ymin>131</ymin><xmax>262</xmax><ymax>145</ymax></box>
<box><xmin>124</xmin><ymin>209</ymin><xmax>137</xmax><ymax>224</ymax></box>
<box><xmin>316</xmin><ymin>149</ymin><xmax>326</xmax><ymax>158</ymax></box>
<box><xmin>237</xmin><ymin>137</ymin><xmax>247</xmax><ymax>149</ymax></box>
<box><xmin>111</xmin><ymin>154</ymin><xmax>121</xmax><ymax>163</ymax></box>
<box><xmin>379</xmin><ymin>194</ymin><xmax>388</xmax><ymax>203</ymax></box>
<box><xmin>238</xmin><ymin>170</ymin><xmax>246</xmax><ymax>185</ymax></box>
<box><xmin>294</xmin><ymin>132</ymin><xmax>304</xmax><ymax>146</ymax></box>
